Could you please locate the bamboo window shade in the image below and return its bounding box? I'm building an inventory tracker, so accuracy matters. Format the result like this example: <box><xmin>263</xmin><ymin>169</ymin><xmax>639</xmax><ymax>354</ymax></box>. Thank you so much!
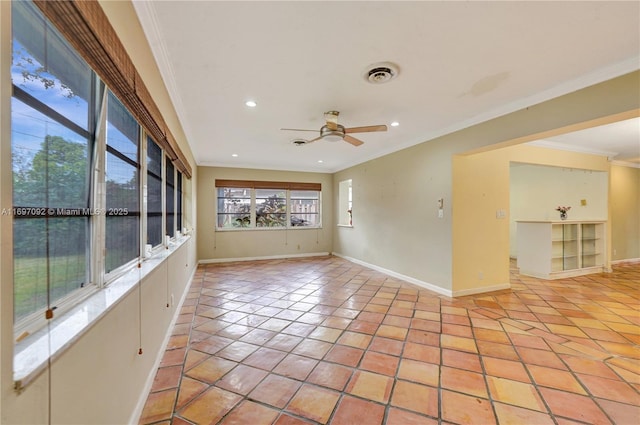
<box><xmin>215</xmin><ymin>180</ymin><xmax>321</xmax><ymax>191</ymax></box>
<box><xmin>32</xmin><ymin>0</ymin><xmax>192</xmax><ymax>178</ymax></box>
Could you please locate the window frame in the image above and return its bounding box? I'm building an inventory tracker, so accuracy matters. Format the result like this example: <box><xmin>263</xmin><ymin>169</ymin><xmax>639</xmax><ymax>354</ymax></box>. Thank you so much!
<box><xmin>215</xmin><ymin>180</ymin><xmax>322</xmax><ymax>231</ymax></box>
<box><xmin>9</xmin><ymin>0</ymin><xmax>188</xmax><ymax>338</ymax></box>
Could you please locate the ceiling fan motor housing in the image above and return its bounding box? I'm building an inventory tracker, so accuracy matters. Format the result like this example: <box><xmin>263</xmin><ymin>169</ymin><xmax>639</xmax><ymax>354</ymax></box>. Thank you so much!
<box><xmin>321</xmin><ymin>124</ymin><xmax>346</xmax><ymax>142</ymax></box>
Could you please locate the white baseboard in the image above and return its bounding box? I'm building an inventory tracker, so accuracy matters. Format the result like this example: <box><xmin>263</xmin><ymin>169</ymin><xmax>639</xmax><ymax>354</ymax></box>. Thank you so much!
<box><xmin>452</xmin><ymin>283</ymin><xmax>511</xmax><ymax>297</ymax></box>
<box><xmin>130</xmin><ymin>265</ymin><xmax>197</xmax><ymax>425</ymax></box>
<box><xmin>611</xmin><ymin>258</ymin><xmax>640</xmax><ymax>265</ymax></box>
<box><xmin>332</xmin><ymin>252</ymin><xmax>453</xmax><ymax>297</ymax></box>
<box><xmin>199</xmin><ymin>252</ymin><xmax>330</xmax><ymax>264</ymax></box>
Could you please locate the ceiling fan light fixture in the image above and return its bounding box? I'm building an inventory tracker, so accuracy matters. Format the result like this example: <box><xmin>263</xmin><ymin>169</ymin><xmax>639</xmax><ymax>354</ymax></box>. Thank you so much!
<box><xmin>321</xmin><ymin>124</ymin><xmax>345</xmax><ymax>142</ymax></box>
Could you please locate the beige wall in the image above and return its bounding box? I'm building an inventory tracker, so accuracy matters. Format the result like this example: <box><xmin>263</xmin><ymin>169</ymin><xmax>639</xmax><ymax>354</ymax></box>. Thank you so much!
<box><xmin>0</xmin><ymin>2</ymin><xmax>198</xmax><ymax>423</ymax></box>
<box><xmin>334</xmin><ymin>72</ymin><xmax>638</xmax><ymax>296</ymax></box>
<box><xmin>198</xmin><ymin>166</ymin><xmax>333</xmax><ymax>261</ymax></box>
<box><xmin>453</xmin><ymin>145</ymin><xmax>611</xmax><ymax>294</ymax></box>
<box><xmin>610</xmin><ymin>165</ymin><xmax>640</xmax><ymax>260</ymax></box>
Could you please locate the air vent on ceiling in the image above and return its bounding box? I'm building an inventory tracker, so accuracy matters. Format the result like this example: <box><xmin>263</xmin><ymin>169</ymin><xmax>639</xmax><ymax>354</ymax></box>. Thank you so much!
<box><xmin>364</xmin><ymin>62</ymin><xmax>399</xmax><ymax>84</ymax></box>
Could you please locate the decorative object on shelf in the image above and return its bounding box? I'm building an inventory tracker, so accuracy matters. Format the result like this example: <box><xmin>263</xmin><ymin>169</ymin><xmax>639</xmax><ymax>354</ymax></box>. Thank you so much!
<box><xmin>556</xmin><ymin>206</ymin><xmax>571</xmax><ymax>220</ymax></box>
<box><xmin>348</xmin><ymin>208</ymin><xmax>352</xmax><ymax>225</ymax></box>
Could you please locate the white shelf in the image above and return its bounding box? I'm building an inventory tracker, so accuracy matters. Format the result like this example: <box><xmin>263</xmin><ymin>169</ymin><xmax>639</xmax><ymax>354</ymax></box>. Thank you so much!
<box><xmin>516</xmin><ymin>220</ymin><xmax>606</xmax><ymax>279</ymax></box>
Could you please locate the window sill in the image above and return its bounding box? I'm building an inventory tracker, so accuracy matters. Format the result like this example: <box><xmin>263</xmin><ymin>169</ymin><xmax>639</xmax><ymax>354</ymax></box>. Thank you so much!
<box><xmin>337</xmin><ymin>224</ymin><xmax>353</xmax><ymax>228</ymax></box>
<box><xmin>216</xmin><ymin>226</ymin><xmax>323</xmax><ymax>232</ymax></box>
<box><xmin>13</xmin><ymin>234</ymin><xmax>192</xmax><ymax>392</ymax></box>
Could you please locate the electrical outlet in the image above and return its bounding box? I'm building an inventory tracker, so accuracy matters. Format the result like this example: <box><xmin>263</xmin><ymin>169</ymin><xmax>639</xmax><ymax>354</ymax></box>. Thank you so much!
<box><xmin>478</xmin><ymin>271</ymin><xmax>484</xmax><ymax>280</ymax></box>
<box><xmin>438</xmin><ymin>209</ymin><xmax>444</xmax><ymax>218</ymax></box>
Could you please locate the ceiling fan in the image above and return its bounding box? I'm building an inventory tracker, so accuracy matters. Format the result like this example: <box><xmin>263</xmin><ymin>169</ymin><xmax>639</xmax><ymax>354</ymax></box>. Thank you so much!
<box><xmin>281</xmin><ymin>111</ymin><xmax>387</xmax><ymax>146</ymax></box>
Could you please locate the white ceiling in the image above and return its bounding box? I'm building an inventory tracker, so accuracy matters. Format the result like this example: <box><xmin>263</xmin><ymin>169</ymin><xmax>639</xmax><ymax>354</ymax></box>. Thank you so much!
<box><xmin>132</xmin><ymin>1</ymin><xmax>640</xmax><ymax>173</ymax></box>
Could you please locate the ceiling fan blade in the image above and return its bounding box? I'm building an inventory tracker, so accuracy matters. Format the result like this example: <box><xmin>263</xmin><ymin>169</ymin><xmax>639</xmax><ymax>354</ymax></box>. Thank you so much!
<box><xmin>325</xmin><ymin>111</ymin><xmax>339</xmax><ymax>130</ymax></box>
<box><xmin>343</xmin><ymin>135</ymin><xmax>364</xmax><ymax>146</ymax></box>
<box><xmin>345</xmin><ymin>125</ymin><xmax>387</xmax><ymax>134</ymax></box>
<box><xmin>281</xmin><ymin>128</ymin><xmax>318</xmax><ymax>132</ymax></box>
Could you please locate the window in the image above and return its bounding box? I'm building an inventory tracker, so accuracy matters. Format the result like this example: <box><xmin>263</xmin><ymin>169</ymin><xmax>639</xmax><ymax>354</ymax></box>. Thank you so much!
<box><xmin>10</xmin><ymin>0</ymin><xmax>190</xmax><ymax>335</ymax></box>
<box><xmin>290</xmin><ymin>190</ymin><xmax>320</xmax><ymax>227</ymax></box>
<box><xmin>256</xmin><ymin>189</ymin><xmax>287</xmax><ymax>228</ymax></box>
<box><xmin>165</xmin><ymin>158</ymin><xmax>175</xmax><ymax>238</ymax></box>
<box><xmin>11</xmin><ymin>0</ymin><xmax>93</xmax><ymax>322</ymax></box>
<box><xmin>176</xmin><ymin>172</ymin><xmax>183</xmax><ymax>233</ymax></box>
<box><xmin>217</xmin><ymin>187</ymin><xmax>251</xmax><ymax>228</ymax></box>
<box><xmin>338</xmin><ymin>179</ymin><xmax>353</xmax><ymax>225</ymax></box>
<box><xmin>105</xmin><ymin>91</ymin><xmax>140</xmax><ymax>273</ymax></box>
<box><xmin>146</xmin><ymin>137</ymin><xmax>163</xmax><ymax>247</ymax></box>
<box><xmin>215</xmin><ymin>180</ymin><xmax>321</xmax><ymax>230</ymax></box>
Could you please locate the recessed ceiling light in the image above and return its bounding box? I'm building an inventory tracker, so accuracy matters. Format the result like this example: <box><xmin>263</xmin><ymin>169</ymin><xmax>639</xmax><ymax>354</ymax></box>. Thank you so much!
<box><xmin>317</xmin><ymin>160</ymin><xmax>324</xmax><ymax>163</ymax></box>
<box><xmin>391</xmin><ymin>121</ymin><xmax>400</xmax><ymax>127</ymax></box>
<box><xmin>245</xmin><ymin>100</ymin><xmax>257</xmax><ymax>107</ymax></box>
<box><xmin>231</xmin><ymin>154</ymin><xmax>238</xmax><ymax>157</ymax></box>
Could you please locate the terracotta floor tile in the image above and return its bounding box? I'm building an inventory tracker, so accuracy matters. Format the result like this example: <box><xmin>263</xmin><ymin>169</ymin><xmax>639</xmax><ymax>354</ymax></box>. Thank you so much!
<box><xmin>386</xmin><ymin>407</ymin><xmax>439</xmax><ymax>425</ymax></box>
<box><xmin>175</xmin><ymin>376</ymin><xmax>208</xmax><ymax>410</ymax></box>
<box><xmin>493</xmin><ymin>402</ymin><xmax>555</xmax><ymax>425</ymax></box>
<box><xmin>239</xmin><ymin>328</ymin><xmax>277</xmax><ymax>345</ymax></box>
<box><xmin>516</xmin><ymin>346</ymin><xmax>568</xmax><ymax>369</ymax></box>
<box><xmin>140</xmin><ymin>258</ymin><xmax>639</xmax><ymax>425</ymax></box>
<box><xmin>442</xmin><ymin>349</ymin><xmax>482</xmax><ymax>373</ymax></box>
<box><xmin>346</xmin><ymin>370</ymin><xmax>394</xmax><ymax>403</ymax></box>
<box><xmin>577</xmin><ymin>373</ymin><xmax>639</xmax><ymax>404</ymax></box>
<box><xmin>528</xmin><ymin>365</ymin><xmax>587</xmax><ymax>394</ymax></box>
<box><xmin>483</xmin><ymin>356</ymin><xmax>530</xmax><ymax>383</ymax></box>
<box><xmin>402</xmin><ymin>341</ymin><xmax>440</xmax><ymax>364</ymax></box>
<box><xmin>366</xmin><ymin>338</ymin><xmax>403</xmax><ymax>357</ymax></box>
<box><xmin>331</xmin><ymin>395</ymin><xmax>385</xmax><ymax>425</ymax></box>
<box><xmin>539</xmin><ymin>387</ymin><xmax>611</xmax><ymax>424</ymax></box>
<box><xmin>281</xmin><ymin>322</ymin><xmax>316</xmax><ymax>338</ymax></box>
<box><xmin>360</xmin><ymin>351</ymin><xmax>399</xmax><ymax>376</ymax></box>
<box><xmin>286</xmin><ymin>384</ymin><xmax>340</xmax><ymax>424</ymax></box>
<box><xmin>219</xmin><ymin>400</ymin><xmax>279</xmax><ymax>425</ymax></box>
<box><xmin>391</xmin><ymin>380</ymin><xmax>438</xmax><ymax>417</ymax></box>
<box><xmin>347</xmin><ymin>319</ymin><xmax>380</xmax><ymax>335</ymax></box>
<box><xmin>560</xmin><ymin>355</ymin><xmax>620</xmax><ymax>380</ymax></box>
<box><xmin>473</xmin><ymin>328</ymin><xmax>511</xmax><ymax>344</ymax></box>
<box><xmin>324</xmin><ymin>345</ymin><xmax>364</xmax><ymax>367</ymax></box>
<box><xmin>139</xmin><ymin>389</ymin><xmax>177</xmax><ymax>424</ymax></box>
<box><xmin>292</xmin><ymin>338</ymin><xmax>333</xmax><ymax>359</ymax></box>
<box><xmin>441</xmin><ymin>334</ymin><xmax>477</xmax><ymax>353</ymax></box>
<box><xmin>309</xmin><ymin>326</ymin><xmax>343</xmax><ymax>343</ymax></box>
<box><xmin>185</xmin><ymin>356</ymin><xmax>237</xmax><ymax>384</ymax></box>
<box><xmin>376</xmin><ymin>324</ymin><xmax>409</xmax><ymax>340</ymax></box>
<box><xmin>243</xmin><ymin>346</ymin><xmax>287</xmax><ymax>371</ymax></box>
<box><xmin>160</xmin><ymin>347</ymin><xmax>187</xmax><ymax>367</ymax></box>
<box><xmin>151</xmin><ymin>365</ymin><xmax>182</xmax><ymax>392</ymax></box>
<box><xmin>216</xmin><ymin>364</ymin><xmax>268</xmax><ymax>395</ymax></box>
<box><xmin>441</xmin><ymin>390</ymin><xmax>496</xmax><ymax>425</ymax></box>
<box><xmin>596</xmin><ymin>398</ymin><xmax>640</xmax><ymax>425</ymax></box>
<box><xmin>337</xmin><ymin>331</ymin><xmax>372</xmax><ymax>349</ymax></box>
<box><xmin>442</xmin><ymin>323</ymin><xmax>474</xmax><ymax>338</ymax></box>
<box><xmin>441</xmin><ymin>366</ymin><xmax>488</xmax><ymax>398</ymax></box>
<box><xmin>307</xmin><ymin>361</ymin><xmax>353</xmax><ymax>391</ymax></box>
<box><xmin>486</xmin><ymin>376</ymin><xmax>546</xmax><ymax>411</ymax></box>
<box><xmin>216</xmin><ymin>341</ymin><xmax>260</xmax><ymax>362</ymax></box>
<box><xmin>397</xmin><ymin>358</ymin><xmax>439</xmax><ymax>386</ymax></box>
<box><xmin>273</xmin><ymin>353</ymin><xmax>318</xmax><ymax>380</ymax></box>
<box><xmin>264</xmin><ymin>333</ymin><xmax>303</xmax><ymax>352</ymax></box>
<box><xmin>178</xmin><ymin>386</ymin><xmax>242</xmax><ymax>425</ymax></box>
<box><xmin>248</xmin><ymin>374</ymin><xmax>301</xmax><ymax>408</ymax></box>
<box><xmin>274</xmin><ymin>413</ymin><xmax>313</xmax><ymax>425</ymax></box>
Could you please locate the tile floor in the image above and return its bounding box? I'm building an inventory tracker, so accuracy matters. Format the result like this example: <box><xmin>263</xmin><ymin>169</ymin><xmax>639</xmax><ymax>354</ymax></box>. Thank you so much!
<box><xmin>139</xmin><ymin>256</ymin><xmax>640</xmax><ymax>425</ymax></box>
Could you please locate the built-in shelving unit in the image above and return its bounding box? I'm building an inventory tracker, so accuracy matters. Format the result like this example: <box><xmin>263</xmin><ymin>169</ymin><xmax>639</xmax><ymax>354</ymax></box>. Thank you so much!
<box><xmin>517</xmin><ymin>220</ymin><xmax>606</xmax><ymax>279</ymax></box>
